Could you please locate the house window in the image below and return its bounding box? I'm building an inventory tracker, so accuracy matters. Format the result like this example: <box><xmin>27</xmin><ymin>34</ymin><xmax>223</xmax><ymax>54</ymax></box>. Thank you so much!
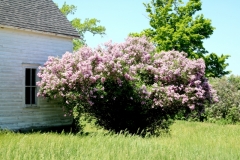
<box><xmin>25</xmin><ymin>68</ymin><xmax>36</xmax><ymax>105</ymax></box>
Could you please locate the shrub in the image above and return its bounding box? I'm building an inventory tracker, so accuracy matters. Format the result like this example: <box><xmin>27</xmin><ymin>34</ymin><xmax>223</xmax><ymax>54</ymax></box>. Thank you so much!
<box><xmin>205</xmin><ymin>75</ymin><xmax>240</xmax><ymax>124</ymax></box>
<box><xmin>37</xmin><ymin>37</ymin><xmax>217</xmax><ymax>135</ymax></box>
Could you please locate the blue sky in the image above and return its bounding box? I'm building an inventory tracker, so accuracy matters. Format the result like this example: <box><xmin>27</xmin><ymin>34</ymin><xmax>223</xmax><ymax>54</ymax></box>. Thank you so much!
<box><xmin>54</xmin><ymin>0</ymin><xmax>240</xmax><ymax>76</ymax></box>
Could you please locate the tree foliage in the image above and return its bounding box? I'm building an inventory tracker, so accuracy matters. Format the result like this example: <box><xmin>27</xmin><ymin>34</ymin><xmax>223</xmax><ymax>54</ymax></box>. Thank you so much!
<box><xmin>37</xmin><ymin>37</ymin><xmax>217</xmax><ymax>135</ymax></box>
<box><xmin>130</xmin><ymin>0</ymin><xmax>230</xmax><ymax>78</ymax></box>
<box><xmin>205</xmin><ymin>75</ymin><xmax>240</xmax><ymax>124</ymax></box>
<box><xmin>57</xmin><ymin>2</ymin><xmax>106</xmax><ymax>51</ymax></box>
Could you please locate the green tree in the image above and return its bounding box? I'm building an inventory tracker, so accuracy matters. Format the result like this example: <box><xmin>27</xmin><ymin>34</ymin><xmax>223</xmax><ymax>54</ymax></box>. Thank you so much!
<box><xmin>57</xmin><ymin>2</ymin><xmax>106</xmax><ymax>51</ymax></box>
<box><xmin>130</xmin><ymin>0</ymin><xmax>230</xmax><ymax>77</ymax></box>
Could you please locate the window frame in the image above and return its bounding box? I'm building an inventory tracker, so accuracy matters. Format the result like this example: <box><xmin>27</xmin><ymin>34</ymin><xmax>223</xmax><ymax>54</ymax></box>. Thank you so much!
<box><xmin>22</xmin><ymin>63</ymin><xmax>40</xmax><ymax>108</ymax></box>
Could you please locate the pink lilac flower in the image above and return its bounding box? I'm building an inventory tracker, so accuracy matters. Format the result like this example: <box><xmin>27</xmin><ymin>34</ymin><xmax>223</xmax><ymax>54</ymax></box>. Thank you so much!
<box><xmin>37</xmin><ymin>36</ymin><xmax>217</xmax><ymax>114</ymax></box>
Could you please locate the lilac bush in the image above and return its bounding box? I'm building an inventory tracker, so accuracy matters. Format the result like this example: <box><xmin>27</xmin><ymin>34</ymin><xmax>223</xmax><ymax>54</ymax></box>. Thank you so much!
<box><xmin>37</xmin><ymin>37</ymin><xmax>217</xmax><ymax>134</ymax></box>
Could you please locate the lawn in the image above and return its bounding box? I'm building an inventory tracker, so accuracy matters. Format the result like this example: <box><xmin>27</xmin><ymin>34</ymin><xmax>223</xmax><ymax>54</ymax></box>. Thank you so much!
<box><xmin>0</xmin><ymin>121</ymin><xmax>240</xmax><ymax>160</ymax></box>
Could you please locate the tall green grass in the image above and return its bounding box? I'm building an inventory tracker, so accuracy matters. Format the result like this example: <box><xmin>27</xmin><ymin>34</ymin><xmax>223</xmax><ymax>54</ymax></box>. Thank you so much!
<box><xmin>1</xmin><ymin>121</ymin><xmax>240</xmax><ymax>160</ymax></box>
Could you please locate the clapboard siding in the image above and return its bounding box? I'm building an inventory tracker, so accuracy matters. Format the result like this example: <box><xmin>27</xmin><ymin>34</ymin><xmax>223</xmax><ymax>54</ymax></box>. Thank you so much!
<box><xmin>0</xmin><ymin>27</ymin><xmax>73</xmax><ymax>130</ymax></box>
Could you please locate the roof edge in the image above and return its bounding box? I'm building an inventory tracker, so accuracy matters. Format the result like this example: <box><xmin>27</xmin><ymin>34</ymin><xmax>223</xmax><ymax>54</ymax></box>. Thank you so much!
<box><xmin>0</xmin><ymin>24</ymin><xmax>79</xmax><ymax>39</ymax></box>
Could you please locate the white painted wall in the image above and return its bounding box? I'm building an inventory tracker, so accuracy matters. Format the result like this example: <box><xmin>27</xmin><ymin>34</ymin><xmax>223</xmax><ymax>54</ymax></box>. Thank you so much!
<box><xmin>0</xmin><ymin>27</ymin><xmax>73</xmax><ymax>130</ymax></box>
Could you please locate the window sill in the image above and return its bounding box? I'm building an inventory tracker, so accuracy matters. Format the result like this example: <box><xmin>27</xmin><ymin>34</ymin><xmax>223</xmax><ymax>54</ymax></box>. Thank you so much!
<box><xmin>24</xmin><ymin>105</ymin><xmax>40</xmax><ymax>108</ymax></box>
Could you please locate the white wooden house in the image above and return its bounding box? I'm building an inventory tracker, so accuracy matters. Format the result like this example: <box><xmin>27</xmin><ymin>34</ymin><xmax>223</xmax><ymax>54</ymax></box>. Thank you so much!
<box><xmin>0</xmin><ymin>0</ymin><xmax>79</xmax><ymax>130</ymax></box>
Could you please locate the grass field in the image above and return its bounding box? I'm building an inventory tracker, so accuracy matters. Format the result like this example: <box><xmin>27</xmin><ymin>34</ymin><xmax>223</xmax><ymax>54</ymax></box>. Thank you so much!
<box><xmin>0</xmin><ymin>121</ymin><xmax>240</xmax><ymax>160</ymax></box>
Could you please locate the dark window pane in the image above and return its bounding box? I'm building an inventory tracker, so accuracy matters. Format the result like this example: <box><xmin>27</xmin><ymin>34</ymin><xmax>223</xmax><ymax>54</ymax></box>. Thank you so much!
<box><xmin>25</xmin><ymin>68</ymin><xmax>37</xmax><ymax>105</ymax></box>
<box><xmin>25</xmin><ymin>87</ymin><xmax>30</xmax><ymax>104</ymax></box>
<box><xmin>31</xmin><ymin>87</ymin><xmax>36</xmax><ymax>104</ymax></box>
<box><xmin>32</xmin><ymin>69</ymin><xmax>36</xmax><ymax>86</ymax></box>
<box><xmin>25</xmin><ymin>69</ymin><xmax>30</xmax><ymax>86</ymax></box>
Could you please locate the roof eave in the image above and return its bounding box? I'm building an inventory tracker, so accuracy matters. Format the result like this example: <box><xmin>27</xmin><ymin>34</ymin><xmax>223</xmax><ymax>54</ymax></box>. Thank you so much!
<box><xmin>0</xmin><ymin>24</ymin><xmax>80</xmax><ymax>39</ymax></box>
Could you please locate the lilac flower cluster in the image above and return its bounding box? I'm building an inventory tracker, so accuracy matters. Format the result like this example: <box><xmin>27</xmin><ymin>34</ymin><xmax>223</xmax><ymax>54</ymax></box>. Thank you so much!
<box><xmin>37</xmin><ymin>37</ymin><xmax>217</xmax><ymax>113</ymax></box>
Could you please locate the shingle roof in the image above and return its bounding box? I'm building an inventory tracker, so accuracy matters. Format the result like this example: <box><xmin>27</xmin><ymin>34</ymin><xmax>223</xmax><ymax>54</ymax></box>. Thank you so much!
<box><xmin>0</xmin><ymin>0</ymin><xmax>79</xmax><ymax>38</ymax></box>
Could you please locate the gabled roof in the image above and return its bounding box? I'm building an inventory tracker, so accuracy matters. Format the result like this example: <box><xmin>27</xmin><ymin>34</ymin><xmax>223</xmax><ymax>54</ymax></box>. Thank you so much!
<box><xmin>0</xmin><ymin>0</ymin><xmax>79</xmax><ymax>38</ymax></box>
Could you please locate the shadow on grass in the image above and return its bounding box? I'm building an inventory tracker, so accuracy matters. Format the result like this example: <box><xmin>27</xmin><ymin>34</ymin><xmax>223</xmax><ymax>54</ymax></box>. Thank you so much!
<box><xmin>1</xmin><ymin>124</ymin><xmax>172</xmax><ymax>138</ymax></box>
